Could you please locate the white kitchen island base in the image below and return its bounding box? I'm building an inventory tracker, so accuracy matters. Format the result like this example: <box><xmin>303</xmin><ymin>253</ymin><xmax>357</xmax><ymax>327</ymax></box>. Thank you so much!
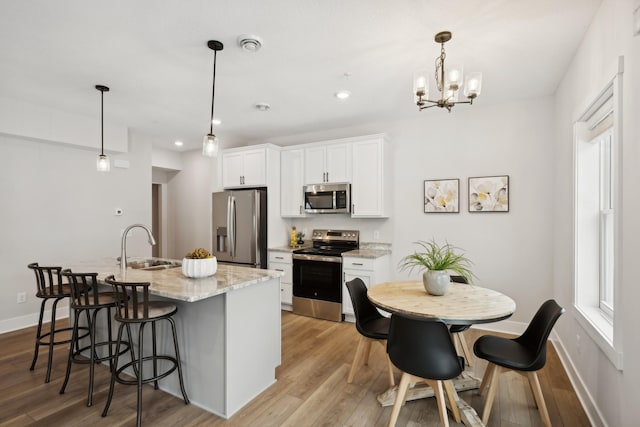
<box><xmin>159</xmin><ymin>276</ymin><xmax>281</xmax><ymax>419</ymax></box>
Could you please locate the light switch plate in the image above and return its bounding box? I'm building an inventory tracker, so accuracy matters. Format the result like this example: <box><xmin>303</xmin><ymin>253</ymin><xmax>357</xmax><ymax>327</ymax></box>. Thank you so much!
<box><xmin>634</xmin><ymin>5</ymin><xmax>640</xmax><ymax>36</ymax></box>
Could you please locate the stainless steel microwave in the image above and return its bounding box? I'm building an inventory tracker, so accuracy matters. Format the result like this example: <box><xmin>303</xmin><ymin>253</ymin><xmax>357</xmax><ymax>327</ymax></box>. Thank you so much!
<box><xmin>303</xmin><ymin>183</ymin><xmax>351</xmax><ymax>214</ymax></box>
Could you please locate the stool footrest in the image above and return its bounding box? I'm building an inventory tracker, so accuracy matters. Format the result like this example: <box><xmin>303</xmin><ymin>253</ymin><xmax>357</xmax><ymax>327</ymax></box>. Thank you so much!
<box><xmin>70</xmin><ymin>341</ymin><xmax>131</xmax><ymax>364</ymax></box>
<box><xmin>114</xmin><ymin>355</ymin><xmax>179</xmax><ymax>386</ymax></box>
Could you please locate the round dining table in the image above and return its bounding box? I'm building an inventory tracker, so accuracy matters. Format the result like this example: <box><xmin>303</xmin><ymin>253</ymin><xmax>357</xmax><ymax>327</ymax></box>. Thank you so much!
<box><xmin>367</xmin><ymin>280</ymin><xmax>516</xmax><ymax>325</ymax></box>
<box><xmin>367</xmin><ymin>280</ymin><xmax>516</xmax><ymax>427</ymax></box>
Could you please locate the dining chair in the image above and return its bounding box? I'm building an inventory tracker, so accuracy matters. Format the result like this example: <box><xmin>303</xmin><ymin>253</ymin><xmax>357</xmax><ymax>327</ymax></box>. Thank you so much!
<box><xmin>386</xmin><ymin>313</ymin><xmax>464</xmax><ymax>427</ymax></box>
<box><xmin>449</xmin><ymin>275</ymin><xmax>473</xmax><ymax>367</ymax></box>
<box><xmin>345</xmin><ymin>278</ymin><xmax>395</xmax><ymax>387</ymax></box>
<box><xmin>473</xmin><ymin>299</ymin><xmax>564</xmax><ymax>426</ymax></box>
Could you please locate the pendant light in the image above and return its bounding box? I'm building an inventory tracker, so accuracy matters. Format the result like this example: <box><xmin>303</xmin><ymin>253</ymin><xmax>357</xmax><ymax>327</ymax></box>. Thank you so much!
<box><xmin>203</xmin><ymin>40</ymin><xmax>224</xmax><ymax>157</ymax></box>
<box><xmin>95</xmin><ymin>84</ymin><xmax>110</xmax><ymax>171</ymax></box>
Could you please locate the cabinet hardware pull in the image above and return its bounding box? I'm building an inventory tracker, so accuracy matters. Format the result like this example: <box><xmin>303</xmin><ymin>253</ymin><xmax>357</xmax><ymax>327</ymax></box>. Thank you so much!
<box><xmin>352</xmin><ymin>263</ymin><xmax>363</xmax><ymax>266</ymax></box>
<box><xmin>275</xmin><ymin>269</ymin><xmax>284</xmax><ymax>272</ymax></box>
<box><xmin>275</xmin><ymin>256</ymin><xmax>284</xmax><ymax>259</ymax></box>
<box><xmin>352</xmin><ymin>204</ymin><xmax>355</xmax><ymax>213</ymax></box>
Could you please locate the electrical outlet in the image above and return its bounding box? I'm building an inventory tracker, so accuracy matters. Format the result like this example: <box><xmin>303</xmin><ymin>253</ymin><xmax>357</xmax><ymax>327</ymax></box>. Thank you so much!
<box><xmin>17</xmin><ymin>292</ymin><xmax>27</xmax><ymax>304</ymax></box>
<box><xmin>373</xmin><ymin>230</ymin><xmax>380</xmax><ymax>240</ymax></box>
<box><xmin>576</xmin><ymin>334</ymin><xmax>581</xmax><ymax>353</ymax></box>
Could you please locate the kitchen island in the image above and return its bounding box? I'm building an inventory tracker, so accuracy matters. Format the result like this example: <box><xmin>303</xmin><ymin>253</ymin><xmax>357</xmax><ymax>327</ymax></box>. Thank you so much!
<box><xmin>68</xmin><ymin>258</ymin><xmax>283</xmax><ymax>419</ymax></box>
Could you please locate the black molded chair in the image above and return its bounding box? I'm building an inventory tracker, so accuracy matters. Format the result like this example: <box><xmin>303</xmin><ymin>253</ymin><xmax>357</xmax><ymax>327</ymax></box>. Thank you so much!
<box><xmin>59</xmin><ymin>270</ymin><xmax>130</xmax><ymax>406</ymax></box>
<box><xmin>386</xmin><ymin>313</ymin><xmax>464</xmax><ymax>427</ymax></box>
<box><xmin>449</xmin><ymin>275</ymin><xmax>473</xmax><ymax>366</ymax></box>
<box><xmin>345</xmin><ymin>278</ymin><xmax>394</xmax><ymax>387</ymax></box>
<box><xmin>27</xmin><ymin>262</ymin><xmax>89</xmax><ymax>383</ymax></box>
<box><xmin>473</xmin><ymin>299</ymin><xmax>564</xmax><ymax>426</ymax></box>
<box><xmin>103</xmin><ymin>275</ymin><xmax>189</xmax><ymax>427</ymax></box>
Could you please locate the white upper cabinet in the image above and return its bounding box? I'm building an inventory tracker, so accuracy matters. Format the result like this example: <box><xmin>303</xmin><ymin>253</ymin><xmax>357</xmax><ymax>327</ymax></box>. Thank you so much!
<box><xmin>280</xmin><ymin>148</ymin><xmax>305</xmax><ymax>217</ymax></box>
<box><xmin>304</xmin><ymin>143</ymin><xmax>351</xmax><ymax>184</ymax></box>
<box><xmin>351</xmin><ymin>136</ymin><xmax>391</xmax><ymax>217</ymax></box>
<box><xmin>222</xmin><ymin>148</ymin><xmax>266</xmax><ymax>188</ymax></box>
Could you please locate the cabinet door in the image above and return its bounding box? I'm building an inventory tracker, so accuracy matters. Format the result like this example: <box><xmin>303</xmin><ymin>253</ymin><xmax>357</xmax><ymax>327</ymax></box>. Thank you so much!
<box><xmin>342</xmin><ymin>270</ymin><xmax>373</xmax><ymax>316</ymax></box>
<box><xmin>304</xmin><ymin>146</ymin><xmax>326</xmax><ymax>184</ymax></box>
<box><xmin>222</xmin><ymin>152</ymin><xmax>244</xmax><ymax>188</ymax></box>
<box><xmin>325</xmin><ymin>143</ymin><xmax>351</xmax><ymax>183</ymax></box>
<box><xmin>352</xmin><ymin>139</ymin><xmax>384</xmax><ymax>217</ymax></box>
<box><xmin>281</xmin><ymin>149</ymin><xmax>305</xmax><ymax>217</ymax></box>
<box><xmin>269</xmin><ymin>260</ymin><xmax>293</xmax><ymax>306</ymax></box>
<box><xmin>241</xmin><ymin>149</ymin><xmax>266</xmax><ymax>186</ymax></box>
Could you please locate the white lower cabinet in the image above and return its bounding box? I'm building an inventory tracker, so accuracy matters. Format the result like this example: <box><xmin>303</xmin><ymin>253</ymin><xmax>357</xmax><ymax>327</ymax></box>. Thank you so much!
<box><xmin>342</xmin><ymin>255</ymin><xmax>390</xmax><ymax>318</ymax></box>
<box><xmin>269</xmin><ymin>251</ymin><xmax>293</xmax><ymax>309</ymax></box>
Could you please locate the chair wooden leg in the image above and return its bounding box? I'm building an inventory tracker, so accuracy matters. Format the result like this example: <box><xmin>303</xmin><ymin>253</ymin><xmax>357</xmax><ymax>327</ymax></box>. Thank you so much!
<box><xmin>481</xmin><ymin>364</ymin><xmax>502</xmax><ymax>425</ymax></box>
<box><xmin>347</xmin><ymin>336</ymin><xmax>366</xmax><ymax>383</ymax></box>
<box><xmin>455</xmin><ymin>332</ymin><xmax>473</xmax><ymax>368</ymax></box>
<box><xmin>527</xmin><ymin>371</ymin><xmax>552</xmax><ymax>427</ymax></box>
<box><xmin>425</xmin><ymin>379</ymin><xmax>450</xmax><ymax>427</ymax></box>
<box><xmin>388</xmin><ymin>372</ymin><xmax>412</xmax><ymax>427</ymax></box>
<box><xmin>363</xmin><ymin>339</ymin><xmax>372</xmax><ymax>366</ymax></box>
<box><xmin>479</xmin><ymin>362</ymin><xmax>496</xmax><ymax>395</ymax></box>
<box><xmin>375</xmin><ymin>340</ymin><xmax>395</xmax><ymax>386</ymax></box>
<box><xmin>443</xmin><ymin>379</ymin><xmax>461</xmax><ymax>423</ymax></box>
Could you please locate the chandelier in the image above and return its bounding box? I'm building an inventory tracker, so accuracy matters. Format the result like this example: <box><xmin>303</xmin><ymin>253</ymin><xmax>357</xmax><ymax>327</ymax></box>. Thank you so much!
<box><xmin>413</xmin><ymin>31</ymin><xmax>482</xmax><ymax>112</ymax></box>
<box><xmin>95</xmin><ymin>85</ymin><xmax>110</xmax><ymax>172</ymax></box>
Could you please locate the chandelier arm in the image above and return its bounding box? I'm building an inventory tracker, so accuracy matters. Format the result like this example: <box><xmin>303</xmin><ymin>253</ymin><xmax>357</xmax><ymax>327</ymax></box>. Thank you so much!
<box><xmin>418</xmin><ymin>103</ymin><xmax>441</xmax><ymax>111</ymax></box>
<box><xmin>100</xmin><ymin>89</ymin><xmax>104</xmax><ymax>156</ymax></box>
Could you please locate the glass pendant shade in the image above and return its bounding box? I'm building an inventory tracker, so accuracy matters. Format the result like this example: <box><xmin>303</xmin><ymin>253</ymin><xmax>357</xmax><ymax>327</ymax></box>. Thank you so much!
<box><xmin>413</xmin><ymin>70</ymin><xmax>429</xmax><ymax>97</ymax></box>
<box><xmin>202</xmin><ymin>134</ymin><xmax>219</xmax><ymax>157</ymax></box>
<box><xmin>445</xmin><ymin>65</ymin><xmax>463</xmax><ymax>92</ymax></box>
<box><xmin>97</xmin><ymin>154</ymin><xmax>110</xmax><ymax>172</ymax></box>
<box><xmin>464</xmin><ymin>72</ymin><xmax>483</xmax><ymax>99</ymax></box>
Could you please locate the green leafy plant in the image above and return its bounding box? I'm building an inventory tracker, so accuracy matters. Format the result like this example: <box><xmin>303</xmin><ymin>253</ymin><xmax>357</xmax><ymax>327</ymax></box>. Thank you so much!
<box><xmin>399</xmin><ymin>239</ymin><xmax>475</xmax><ymax>283</ymax></box>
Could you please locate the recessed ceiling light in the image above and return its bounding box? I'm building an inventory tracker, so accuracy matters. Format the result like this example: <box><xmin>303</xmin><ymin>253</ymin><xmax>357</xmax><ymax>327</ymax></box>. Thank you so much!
<box><xmin>335</xmin><ymin>90</ymin><xmax>351</xmax><ymax>100</ymax></box>
<box><xmin>174</xmin><ymin>141</ymin><xmax>184</xmax><ymax>147</ymax></box>
<box><xmin>212</xmin><ymin>118</ymin><xmax>221</xmax><ymax>125</ymax></box>
<box><xmin>255</xmin><ymin>102</ymin><xmax>271</xmax><ymax>111</ymax></box>
<box><xmin>238</xmin><ymin>34</ymin><xmax>263</xmax><ymax>52</ymax></box>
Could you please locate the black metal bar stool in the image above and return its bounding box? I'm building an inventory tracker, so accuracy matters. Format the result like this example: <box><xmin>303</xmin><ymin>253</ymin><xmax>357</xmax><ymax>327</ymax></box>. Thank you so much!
<box><xmin>59</xmin><ymin>270</ymin><xmax>130</xmax><ymax>406</ymax></box>
<box><xmin>27</xmin><ymin>262</ymin><xmax>90</xmax><ymax>383</ymax></box>
<box><xmin>103</xmin><ymin>275</ymin><xmax>189</xmax><ymax>427</ymax></box>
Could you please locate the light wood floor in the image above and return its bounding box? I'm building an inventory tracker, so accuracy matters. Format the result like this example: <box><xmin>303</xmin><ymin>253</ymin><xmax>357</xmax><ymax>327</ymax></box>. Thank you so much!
<box><xmin>0</xmin><ymin>311</ymin><xmax>590</xmax><ymax>426</ymax></box>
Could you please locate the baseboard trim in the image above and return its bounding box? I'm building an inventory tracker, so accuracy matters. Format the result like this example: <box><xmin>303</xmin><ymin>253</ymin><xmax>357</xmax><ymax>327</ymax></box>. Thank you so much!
<box><xmin>0</xmin><ymin>306</ymin><xmax>69</xmax><ymax>335</ymax></box>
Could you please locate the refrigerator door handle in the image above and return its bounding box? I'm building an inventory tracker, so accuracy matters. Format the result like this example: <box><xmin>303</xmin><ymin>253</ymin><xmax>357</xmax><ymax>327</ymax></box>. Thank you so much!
<box><xmin>227</xmin><ymin>195</ymin><xmax>234</xmax><ymax>257</ymax></box>
<box><xmin>231</xmin><ymin>196</ymin><xmax>237</xmax><ymax>257</ymax></box>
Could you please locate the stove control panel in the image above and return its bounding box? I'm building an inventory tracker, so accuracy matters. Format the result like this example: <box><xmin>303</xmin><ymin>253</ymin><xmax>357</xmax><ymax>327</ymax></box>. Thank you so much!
<box><xmin>311</xmin><ymin>229</ymin><xmax>359</xmax><ymax>243</ymax></box>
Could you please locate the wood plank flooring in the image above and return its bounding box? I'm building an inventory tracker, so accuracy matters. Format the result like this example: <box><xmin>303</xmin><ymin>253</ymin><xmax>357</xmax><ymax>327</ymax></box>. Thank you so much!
<box><xmin>0</xmin><ymin>311</ymin><xmax>590</xmax><ymax>426</ymax></box>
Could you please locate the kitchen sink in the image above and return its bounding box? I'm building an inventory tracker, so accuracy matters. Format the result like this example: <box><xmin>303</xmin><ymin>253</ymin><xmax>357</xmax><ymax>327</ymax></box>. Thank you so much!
<box><xmin>127</xmin><ymin>259</ymin><xmax>182</xmax><ymax>271</ymax></box>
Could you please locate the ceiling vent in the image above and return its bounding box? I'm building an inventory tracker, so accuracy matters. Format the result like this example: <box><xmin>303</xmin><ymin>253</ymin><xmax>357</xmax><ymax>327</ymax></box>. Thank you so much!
<box><xmin>238</xmin><ymin>34</ymin><xmax>263</xmax><ymax>52</ymax></box>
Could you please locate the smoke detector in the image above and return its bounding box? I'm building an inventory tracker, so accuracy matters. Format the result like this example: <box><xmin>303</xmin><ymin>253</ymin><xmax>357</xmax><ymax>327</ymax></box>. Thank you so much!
<box><xmin>255</xmin><ymin>102</ymin><xmax>271</xmax><ymax>111</ymax></box>
<box><xmin>238</xmin><ymin>34</ymin><xmax>263</xmax><ymax>52</ymax></box>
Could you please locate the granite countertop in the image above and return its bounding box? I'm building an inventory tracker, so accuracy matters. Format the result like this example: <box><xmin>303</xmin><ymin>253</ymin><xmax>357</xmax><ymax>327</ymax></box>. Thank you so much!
<box><xmin>268</xmin><ymin>244</ymin><xmax>311</xmax><ymax>253</ymax></box>
<box><xmin>66</xmin><ymin>257</ymin><xmax>284</xmax><ymax>303</ymax></box>
<box><xmin>342</xmin><ymin>249</ymin><xmax>391</xmax><ymax>259</ymax></box>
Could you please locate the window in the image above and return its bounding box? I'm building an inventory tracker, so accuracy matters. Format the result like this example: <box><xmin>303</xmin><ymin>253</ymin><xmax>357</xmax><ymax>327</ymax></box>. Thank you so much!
<box><xmin>574</xmin><ymin>73</ymin><xmax>623</xmax><ymax>369</ymax></box>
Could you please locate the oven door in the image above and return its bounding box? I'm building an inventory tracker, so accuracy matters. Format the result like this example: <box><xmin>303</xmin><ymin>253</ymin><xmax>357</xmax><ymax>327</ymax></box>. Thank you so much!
<box><xmin>292</xmin><ymin>256</ymin><xmax>342</xmax><ymax>303</ymax></box>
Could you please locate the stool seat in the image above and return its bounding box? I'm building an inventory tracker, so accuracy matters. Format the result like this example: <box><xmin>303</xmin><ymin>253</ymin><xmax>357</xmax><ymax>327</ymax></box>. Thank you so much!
<box><xmin>103</xmin><ymin>275</ymin><xmax>189</xmax><ymax>427</ymax></box>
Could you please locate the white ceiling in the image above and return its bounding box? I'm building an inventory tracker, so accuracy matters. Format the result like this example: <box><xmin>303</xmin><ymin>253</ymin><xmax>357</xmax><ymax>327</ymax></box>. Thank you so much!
<box><xmin>0</xmin><ymin>0</ymin><xmax>601</xmax><ymax>152</ymax></box>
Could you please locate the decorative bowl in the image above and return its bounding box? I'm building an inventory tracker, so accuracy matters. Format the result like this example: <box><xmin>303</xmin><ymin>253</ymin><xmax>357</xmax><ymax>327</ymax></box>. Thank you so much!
<box><xmin>181</xmin><ymin>257</ymin><xmax>217</xmax><ymax>278</ymax></box>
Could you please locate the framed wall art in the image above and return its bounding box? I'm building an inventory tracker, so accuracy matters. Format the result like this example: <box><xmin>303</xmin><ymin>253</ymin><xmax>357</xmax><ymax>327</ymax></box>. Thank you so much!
<box><xmin>424</xmin><ymin>179</ymin><xmax>459</xmax><ymax>213</ymax></box>
<box><xmin>468</xmin><ymin>175</ymin><xmax>509</xmax><ymax>212</ymax></box>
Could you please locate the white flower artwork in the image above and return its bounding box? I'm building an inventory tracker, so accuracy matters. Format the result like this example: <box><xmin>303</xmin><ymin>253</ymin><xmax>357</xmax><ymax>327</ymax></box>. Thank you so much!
<box><xmin>424</xmin><ymin>179</ymin><xmax>459</xmax><ymax>213</ymax></box>
<box><xmin>468</xmin><ymin>175</ymin><xmax>509</xmax><ymax>212</ymax></box>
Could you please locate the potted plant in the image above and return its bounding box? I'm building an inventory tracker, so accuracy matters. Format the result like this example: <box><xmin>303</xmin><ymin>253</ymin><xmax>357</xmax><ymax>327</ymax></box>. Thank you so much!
<box><xmin>182</xmin><ymin>248</ymin><xmax>217</xmax><ymax>278</ymax></box>
<box><xmin>399</xmin><ymin>239</ymin><xmax>474</xmax><ymax>295</ymax></box>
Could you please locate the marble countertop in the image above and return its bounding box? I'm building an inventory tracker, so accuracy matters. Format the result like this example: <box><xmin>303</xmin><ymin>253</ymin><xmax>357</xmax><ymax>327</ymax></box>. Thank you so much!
<box><xmin>66</xmin><ymin>257</ymin><xmax>283</xmax><ymax>303</ymax></box>
<box><xmin>268</xmin><ymin>245</ymin><xmax>310</xmax><ymax>253</ymax></box>
<box><xmin>342</xmin><ymin>249</ymin><xmax>391</xmax><ymax>259</ymax></box>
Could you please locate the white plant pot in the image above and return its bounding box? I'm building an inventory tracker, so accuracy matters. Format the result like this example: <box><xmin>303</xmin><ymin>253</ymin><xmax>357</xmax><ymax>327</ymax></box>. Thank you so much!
<box><xmin>182</xmin><ymin>257</ymin><xmax>217</xmax><ymax>278</ymax></box>
<box><xmin>423</xmin><ymin>270</ymin><xmax>450</xmax><ymax>296</ymax></box>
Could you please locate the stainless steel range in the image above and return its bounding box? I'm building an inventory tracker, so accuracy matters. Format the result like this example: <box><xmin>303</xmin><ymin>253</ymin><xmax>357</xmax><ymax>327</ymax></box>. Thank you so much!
<box><xmin>292</xmin><ymin>229</ymin><xmax>359</xmax><ymax>322</ymax></box>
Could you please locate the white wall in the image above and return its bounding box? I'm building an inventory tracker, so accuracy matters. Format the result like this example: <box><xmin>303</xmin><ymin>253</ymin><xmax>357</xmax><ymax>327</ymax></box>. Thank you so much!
<box><xmin>553</xmin><ymin>0</ymin><xmax>640</xmax><ymax>425</ymax></box>
<box><xmin>288</xmin><ymin>96</ymin><xmax>555</xmax><ymax>324</ymax></box>
<box><xmin>0</xmin><ymin>130</ymin><xmax>153</xmax><ymax>332</ymax></box>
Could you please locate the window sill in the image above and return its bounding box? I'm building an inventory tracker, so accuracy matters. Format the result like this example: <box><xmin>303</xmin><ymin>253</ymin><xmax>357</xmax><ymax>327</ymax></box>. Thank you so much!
<box><xmin>573</xmin><ymin>304</ymin><xmax>623</xmax><ymax>370</ymax></box>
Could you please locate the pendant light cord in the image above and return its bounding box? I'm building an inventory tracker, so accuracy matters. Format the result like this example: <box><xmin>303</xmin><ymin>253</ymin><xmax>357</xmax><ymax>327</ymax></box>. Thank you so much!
<box><xmin>209</xmin><ymin>49</ymin><xmax>217</xmax><ymax>135</ymax></box>
<box><xmin>100</xmin><ymin>89</ymin><xmax>105</xmax><ymax>156</ymax></box>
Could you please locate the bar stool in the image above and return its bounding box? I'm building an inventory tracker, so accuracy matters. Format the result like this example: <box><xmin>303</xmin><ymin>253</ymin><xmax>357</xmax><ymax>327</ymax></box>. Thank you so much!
<box><xmin>27</xmin><ymin>262</ymin><xmax>89</xmax><ymax>383</ymax></box>
<box><xmin>59</xmin><ymin>270</ymin><xmax>130</xmax><ymax>406</ymax></box>
<box><xmin>103</xmin><ymin>275</ymin><xmax>189</xmax><ymax>427</ymax></box>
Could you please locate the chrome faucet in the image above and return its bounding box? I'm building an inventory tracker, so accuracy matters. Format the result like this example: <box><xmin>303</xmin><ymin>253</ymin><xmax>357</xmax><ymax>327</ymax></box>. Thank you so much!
<box><xmin>120</xmin><ymin>224</ymin><xmax>156</xmax><ymax>274</ymax></box>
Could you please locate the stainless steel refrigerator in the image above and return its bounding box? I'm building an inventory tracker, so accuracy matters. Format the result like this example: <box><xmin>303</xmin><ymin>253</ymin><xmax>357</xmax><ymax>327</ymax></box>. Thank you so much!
<box><xmin>212</xmin><ymin>188</ymin><xmax>267</xmax><ymax>268</ymax></box>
